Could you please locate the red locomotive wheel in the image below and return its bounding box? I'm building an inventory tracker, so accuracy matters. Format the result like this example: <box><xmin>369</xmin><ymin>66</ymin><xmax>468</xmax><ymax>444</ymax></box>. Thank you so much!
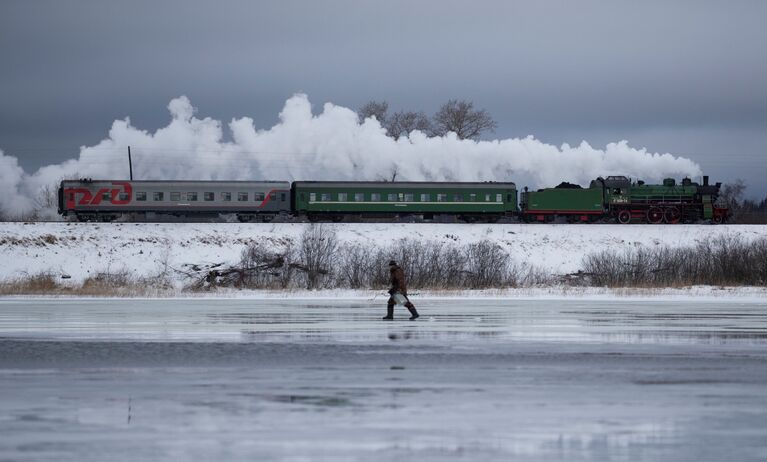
<box><xmin>712</xmin><ymin>215</ymin><xmax>724</xmax><ymax>224</ymax></box>
<box><xmin>617</xmin><ymin>210</ymin><xmax>632</xmax><ymax>224</ymax></box>
<box><xmin>664</xmin><ymin>207</ymin><xmax>681</xmax><ymax>224</ymax></box>
<box><xmin>647</xmin><ymin>207</ymin><xmax>663</xmax><ymax>224</ymax></box>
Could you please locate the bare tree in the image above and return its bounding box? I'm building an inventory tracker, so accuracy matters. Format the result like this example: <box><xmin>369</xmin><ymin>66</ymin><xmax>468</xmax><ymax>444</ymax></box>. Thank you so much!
<box><xmin>299</xmin><ymin>224</ymin><xmax>338</xmax><ymax>289</ymax></box>
<box><xmin>337</xmin><ymin>243</ymin><xmax>374</xmax><ymax>288</ymax></box>
<box><xmin>358</xmin><ymin>100</ymin><xmax>389</xmax><ymax>126</ymax></box>
<box><xmin>33</xmin><ymin>184</ymin><xmax>58</xmax><ymax>211</ymax></box>
<box><xmin>374</xmin><ymin>164</ymin><xmax>399</xmax><ymax>182</ymax></box>
<box><xmin>721</xmin><ymin>179</ymin><xmax>746</xmax><ymax>208</ymax></box>
<box><xmin>387</xmin><ymin>111</ymin><xmax>432</xmax><ymax>138</ymax></box>
<box><xmin>387</xmin><ymin>164</ymin><xmax>399</xmax><ymax>182</ymax></box>
<box><xmin>464</xmin><ymin>240</ymin><xmax>510</xmax><ymax>288</ymax></box>
<box><xmin>432</xmin><ymin>99</ymin><xmax>497</xmax><ymax>140</ymax></box>
<box><xmin>720</xmin><ymin>179</ymin><xmax>747</xmax><ymax>222</ymax></box>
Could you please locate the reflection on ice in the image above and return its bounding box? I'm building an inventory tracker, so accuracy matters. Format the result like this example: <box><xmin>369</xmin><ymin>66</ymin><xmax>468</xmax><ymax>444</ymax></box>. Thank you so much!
<box><xmin>1</xmin><ymin>297</ymin><xmax>767</xmax><ymax>461</ymax></box>
<box><xmin>1</xmin><ymin>298</ymin><xmax>766</xmax><ymax>345</ymax></box>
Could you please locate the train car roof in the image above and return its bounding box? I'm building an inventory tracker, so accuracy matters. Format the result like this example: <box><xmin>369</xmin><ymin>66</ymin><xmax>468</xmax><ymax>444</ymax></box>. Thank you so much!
<box><xmin>61</xmin><ymin>180</ymin><xmax>291</xmax><ymax>184</ymax></box>
<box><xmin>293</xmin><ymin>181</ymin><xmax>516</xmax><ymax>189</ymax></box>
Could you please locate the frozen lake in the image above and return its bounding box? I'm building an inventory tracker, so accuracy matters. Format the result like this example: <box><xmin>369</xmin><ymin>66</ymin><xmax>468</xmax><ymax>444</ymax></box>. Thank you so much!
<box><xmin>1</xmin><ymin>298</ymin><xmax>767</xmax><ymax>461</ymax></box>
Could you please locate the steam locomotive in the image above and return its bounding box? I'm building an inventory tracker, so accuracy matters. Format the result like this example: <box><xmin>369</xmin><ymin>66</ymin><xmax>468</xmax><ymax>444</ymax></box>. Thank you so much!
<box><xmin>58</xmin><ymin>176</ymin><xmax>728</xmax><ymax>224</ymax></box>
<box><xmin>520</xmin><ymin>175</ymin><xmax>728</xmax><ymax>224</ymax></box>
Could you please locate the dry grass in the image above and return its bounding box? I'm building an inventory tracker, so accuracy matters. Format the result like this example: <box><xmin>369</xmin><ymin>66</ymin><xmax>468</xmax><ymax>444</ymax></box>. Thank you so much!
<box><xmin>0</xmin><ymin>270</ymin><xmax>175</xmax><ymax>297</ymax></box>
<box><xmin>0</xmin><ymin>272</ymin><xmax>63</xmax><ymax>295</ymax></box>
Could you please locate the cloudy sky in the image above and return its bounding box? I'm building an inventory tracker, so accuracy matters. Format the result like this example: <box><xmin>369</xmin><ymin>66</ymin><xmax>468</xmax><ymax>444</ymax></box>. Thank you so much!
<box><xmin>1</xmin><ymin>0</ymin><xmax>765</xmax><ymax>196</ymax></box>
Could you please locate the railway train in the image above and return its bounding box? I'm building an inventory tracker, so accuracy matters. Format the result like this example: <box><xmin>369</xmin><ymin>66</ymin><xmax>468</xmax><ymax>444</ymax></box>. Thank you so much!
<box><xmin>521</xmin><ymin>175</ymin><xmax>728</xmax><ymax>224</ymax></box>
<box><xmin>58</xmin><ymin>176</ymin><xmax>728</xmax><ymax>224</ymax></box>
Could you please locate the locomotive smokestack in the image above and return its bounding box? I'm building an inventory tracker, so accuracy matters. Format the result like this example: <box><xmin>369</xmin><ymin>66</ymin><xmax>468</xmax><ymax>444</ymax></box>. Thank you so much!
<box><xmin>703</xmin><ymin>175</ymin><xmax>709</xmax><ymax>186</ymax></box>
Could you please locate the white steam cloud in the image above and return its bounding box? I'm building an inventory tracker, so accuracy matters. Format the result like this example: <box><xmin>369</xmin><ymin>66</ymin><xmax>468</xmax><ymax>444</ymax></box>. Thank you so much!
<box><xmin>0</xmin><ymin>94</ymin><xmax>702</xmax><ymax>217</ymax></box>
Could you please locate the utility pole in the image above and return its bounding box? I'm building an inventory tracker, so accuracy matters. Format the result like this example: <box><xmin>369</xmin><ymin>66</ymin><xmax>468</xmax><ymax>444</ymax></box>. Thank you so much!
<box><xmin>128</xmin><ymin>146</ymin><xmax>134</xmax><ymax>180</ymax></box>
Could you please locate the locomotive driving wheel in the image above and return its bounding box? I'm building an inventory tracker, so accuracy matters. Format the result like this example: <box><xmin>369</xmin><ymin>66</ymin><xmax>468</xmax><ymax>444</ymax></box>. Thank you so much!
<box><xmin>647</xmin><ymin>207</ymin><xmax>664</xmax><ymax>224</ymax></box>
<box><xmin>663</xmin><ymin>207</ymin><xmax>681</xmax><ymax>224</ymax></box>
<box><xmin>617</xmin><ymin>210</ymin><xmax>632</xmax><ymax>224</ymax></box>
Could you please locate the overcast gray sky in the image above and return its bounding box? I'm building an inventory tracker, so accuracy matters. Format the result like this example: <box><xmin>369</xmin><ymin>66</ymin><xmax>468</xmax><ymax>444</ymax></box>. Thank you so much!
<box><xmin>1</xmin><ymin>0</ymin><xmax>765</xmax><ymax>195</ymax></box>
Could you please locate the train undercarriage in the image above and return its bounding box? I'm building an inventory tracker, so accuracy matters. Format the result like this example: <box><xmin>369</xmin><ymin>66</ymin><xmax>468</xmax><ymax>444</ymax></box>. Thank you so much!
<box><xmin>69</xmin><ymin>211</ymin><xmax>513</xmax><ymax>224</ymax></box>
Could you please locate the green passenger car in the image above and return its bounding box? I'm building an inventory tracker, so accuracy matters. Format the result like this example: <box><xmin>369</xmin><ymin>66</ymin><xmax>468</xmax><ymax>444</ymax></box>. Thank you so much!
<box><xmin>292</xmin><ymin>181</ymin><xmax>517</xmax><ymax>221</ymax></box>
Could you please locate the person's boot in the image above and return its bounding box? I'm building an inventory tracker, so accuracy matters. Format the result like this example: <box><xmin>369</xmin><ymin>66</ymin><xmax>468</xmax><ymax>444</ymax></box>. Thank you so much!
<box><xmin>382</xmin><ymin>304</ymin><xmax>394</xmax><ymax>320</ymax></box>
<box><xmin>406</xmin><ymin>304</ymin><xmax>419</xmax><ymax>321</ymax></box>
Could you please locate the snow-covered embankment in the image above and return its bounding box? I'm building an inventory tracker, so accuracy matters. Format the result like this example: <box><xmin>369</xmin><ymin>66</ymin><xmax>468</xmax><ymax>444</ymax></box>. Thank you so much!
<box><xmin>1</xmin><ymin>222</ymin><xmax>766</xmax><ymax>294</ymax></box>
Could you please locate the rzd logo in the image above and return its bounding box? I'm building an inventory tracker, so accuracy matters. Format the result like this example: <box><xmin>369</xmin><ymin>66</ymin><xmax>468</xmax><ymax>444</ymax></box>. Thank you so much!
<box><xmin>65</xmin><ymin>182</ymin><xmax>132</xmax><ymax>209</ymax></box>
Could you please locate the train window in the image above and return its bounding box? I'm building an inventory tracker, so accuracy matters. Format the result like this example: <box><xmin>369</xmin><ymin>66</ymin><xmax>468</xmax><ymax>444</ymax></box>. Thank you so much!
<box><xmin>321</xmin><ymin>193</ymin><xmax>331</xmax><ymax>201</ymax></box>
<box><xmin>420</xmin><ymin>193</ymin><xmax>430</xmax><ymax>202</ymax></box>
<box><xmin>222</xmin><ymin>192</ymin><xmax>231</xmax><ymax>201</ymax></box>
<box><xmin>118</xmin><ymin>192</ymin><xmax>129</xmax><ymax>201</ymax></box>
<box><xmin>387</xmin><ymin>193</ymin><xmax>396</xmax><ymax>202</ymax></box>
<box><xmin>136</xmin><ymin>192</ymin><xmax>147</xmax><ymax>201</ymax></box>
<box><xmin>254</xmin><ymin>192</ymin><xmax>265</xmax><ymax>201</ymax></box>
<box><xmin>280</xmin><ymin>193</ymin><xmax>286</xmax><ymax>201</ymax></box>
<box><xmin>309</xmin><ymin>193</ymin><xmax>316</xmax><ymax>202</ymax></box>
<box><xmin>371</xmin><ymin>193</ymin><xmax>381</xmax><ymax>201</ymax></box>
<box><xmin>338</xmin><ymin>193</ymin><xmax>348</xmax><ymax>202</ymax></box>
<box><xmin>170</xmin><ymin>192</ymin><xmax>180</xmax><ymax>201</ymax></box>
<box><xmin>507</xmin><ymin>193</ymin><xmax>513</xmax><ymax>202</ymax></box>
<box><xmin>238</xmin><ymin>192</ymin><xmax>248</xmax><ymax>201</ymax></box>
<box><xmin>154</xmin><ymin>192</ymin><xmax>164</xmax><ymax>201</ymax></box>
<box><xmin>102</xmin><ymin>192</ymin><xmax>111</xmax><ymax>201</ymax></box>
<box><xmin>437</xmin><ymin>194</ymin><xmax>447</xmax><ymax>202</ymax></box>
<box><xmin>485</xmin><ymin>194</ymin><xmax>490</xmax><ymax>201</ymax></box>
<box><xmin>204</xmin><ymin>192</ymin><xmax>214</xmax><ymax>201</ymax></box>
<box><xmin>469</xmin><ymin>193</ymin><xmax>476</xmax><ymax>202</ymax></box>
<box><xmin>187</xmin><ymin>192</ymin><xmax>198</xmax><ymax>201</ymax></box>
<box><xmin>453</xmin><ymin>194</ymin><xmax>463</xmax><ymax>202</ymax></box>
<box><xmin>404</xmin><ymin>193</ymin><xmax>414</xmax><ymax>202</ymax></box>
<box><xmin>496</xmin><ymin>194</ymin><xmax>502</xmax><ymax>202</ymax></box>
<box><xmin>269</xmin><ymin>192</ymin><xmax>276</xmax><ymax>200</ymax></box>
<box><xmin>354</xmin><ymin>193</ymin><xmax>364</xmax><ymax>202</ymax></box>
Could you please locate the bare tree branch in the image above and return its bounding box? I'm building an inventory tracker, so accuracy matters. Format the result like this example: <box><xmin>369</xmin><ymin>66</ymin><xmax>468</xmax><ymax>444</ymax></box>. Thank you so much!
<box><xmin>387</xmin><ymin>111</ymin><xmax>432</xmax><ymax>138</ymax></box>
<box><xmin>432</xmin><ymin>99</ymin><xmax>497</xmax><ymax>140</ymax></box>
<box><xmin>358</xmin><ymin>100</ymin><xmax>389</xmax><ymax>126</ymax></box>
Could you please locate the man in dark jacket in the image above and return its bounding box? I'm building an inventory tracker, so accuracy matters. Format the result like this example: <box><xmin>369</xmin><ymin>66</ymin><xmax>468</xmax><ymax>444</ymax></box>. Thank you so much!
<box><xmin>383</xmin><ymin>260</ymin><xmax>420</xmax><ymax>320</ymax></box>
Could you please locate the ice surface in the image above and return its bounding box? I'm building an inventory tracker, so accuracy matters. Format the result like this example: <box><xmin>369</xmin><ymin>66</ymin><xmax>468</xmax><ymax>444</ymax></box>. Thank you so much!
<box><xmin>1</xmin><ymin>298</ymin><xmax>767</xmax><ymax>461</ymax></box>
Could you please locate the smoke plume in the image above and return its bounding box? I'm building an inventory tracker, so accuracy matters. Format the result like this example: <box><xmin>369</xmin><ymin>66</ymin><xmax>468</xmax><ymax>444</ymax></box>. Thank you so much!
<box><xmin>0</xmin><ymin>94</ymin><xmax>702</xmax><ymax>217</ymax></box>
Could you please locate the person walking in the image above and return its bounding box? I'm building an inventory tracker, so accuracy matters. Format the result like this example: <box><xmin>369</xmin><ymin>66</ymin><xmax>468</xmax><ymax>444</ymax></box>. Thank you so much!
<box><xmin>383</xmin><ymin>260</ymin><xmax>420</xmax><ymax>321</ymax></box>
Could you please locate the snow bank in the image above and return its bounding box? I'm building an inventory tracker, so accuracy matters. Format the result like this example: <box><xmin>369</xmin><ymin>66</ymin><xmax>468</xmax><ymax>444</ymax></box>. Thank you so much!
<box><xmin>1</xmin><ymin>223</ymin><xmax>766</xmax><ymax>292</ymax></box>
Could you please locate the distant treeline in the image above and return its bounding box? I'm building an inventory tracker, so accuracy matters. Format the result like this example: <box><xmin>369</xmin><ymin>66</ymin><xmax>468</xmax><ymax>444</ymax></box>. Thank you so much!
<box><xmin>720</xmin><ymin>179</ymin><xmax>767</xmax><ymax>224</ymax></box>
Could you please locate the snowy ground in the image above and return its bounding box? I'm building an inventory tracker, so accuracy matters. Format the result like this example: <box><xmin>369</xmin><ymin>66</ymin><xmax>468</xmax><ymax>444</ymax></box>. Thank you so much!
<box><xmin>1</xmin><ymin>298</ymin><xmax>767</xmax><ymax>461</ymax></box>
<box><xmin>1</xmin><ymin>222</ymin><xmax>766</xmax><ymax>288</ymax></box>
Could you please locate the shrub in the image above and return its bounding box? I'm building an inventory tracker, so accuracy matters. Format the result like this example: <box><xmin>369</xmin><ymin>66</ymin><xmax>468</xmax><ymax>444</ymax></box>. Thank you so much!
<box><xmin>582</xmin><ymin>235</ymin><xmax>767</xmax><ymax>287</ymax></box>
